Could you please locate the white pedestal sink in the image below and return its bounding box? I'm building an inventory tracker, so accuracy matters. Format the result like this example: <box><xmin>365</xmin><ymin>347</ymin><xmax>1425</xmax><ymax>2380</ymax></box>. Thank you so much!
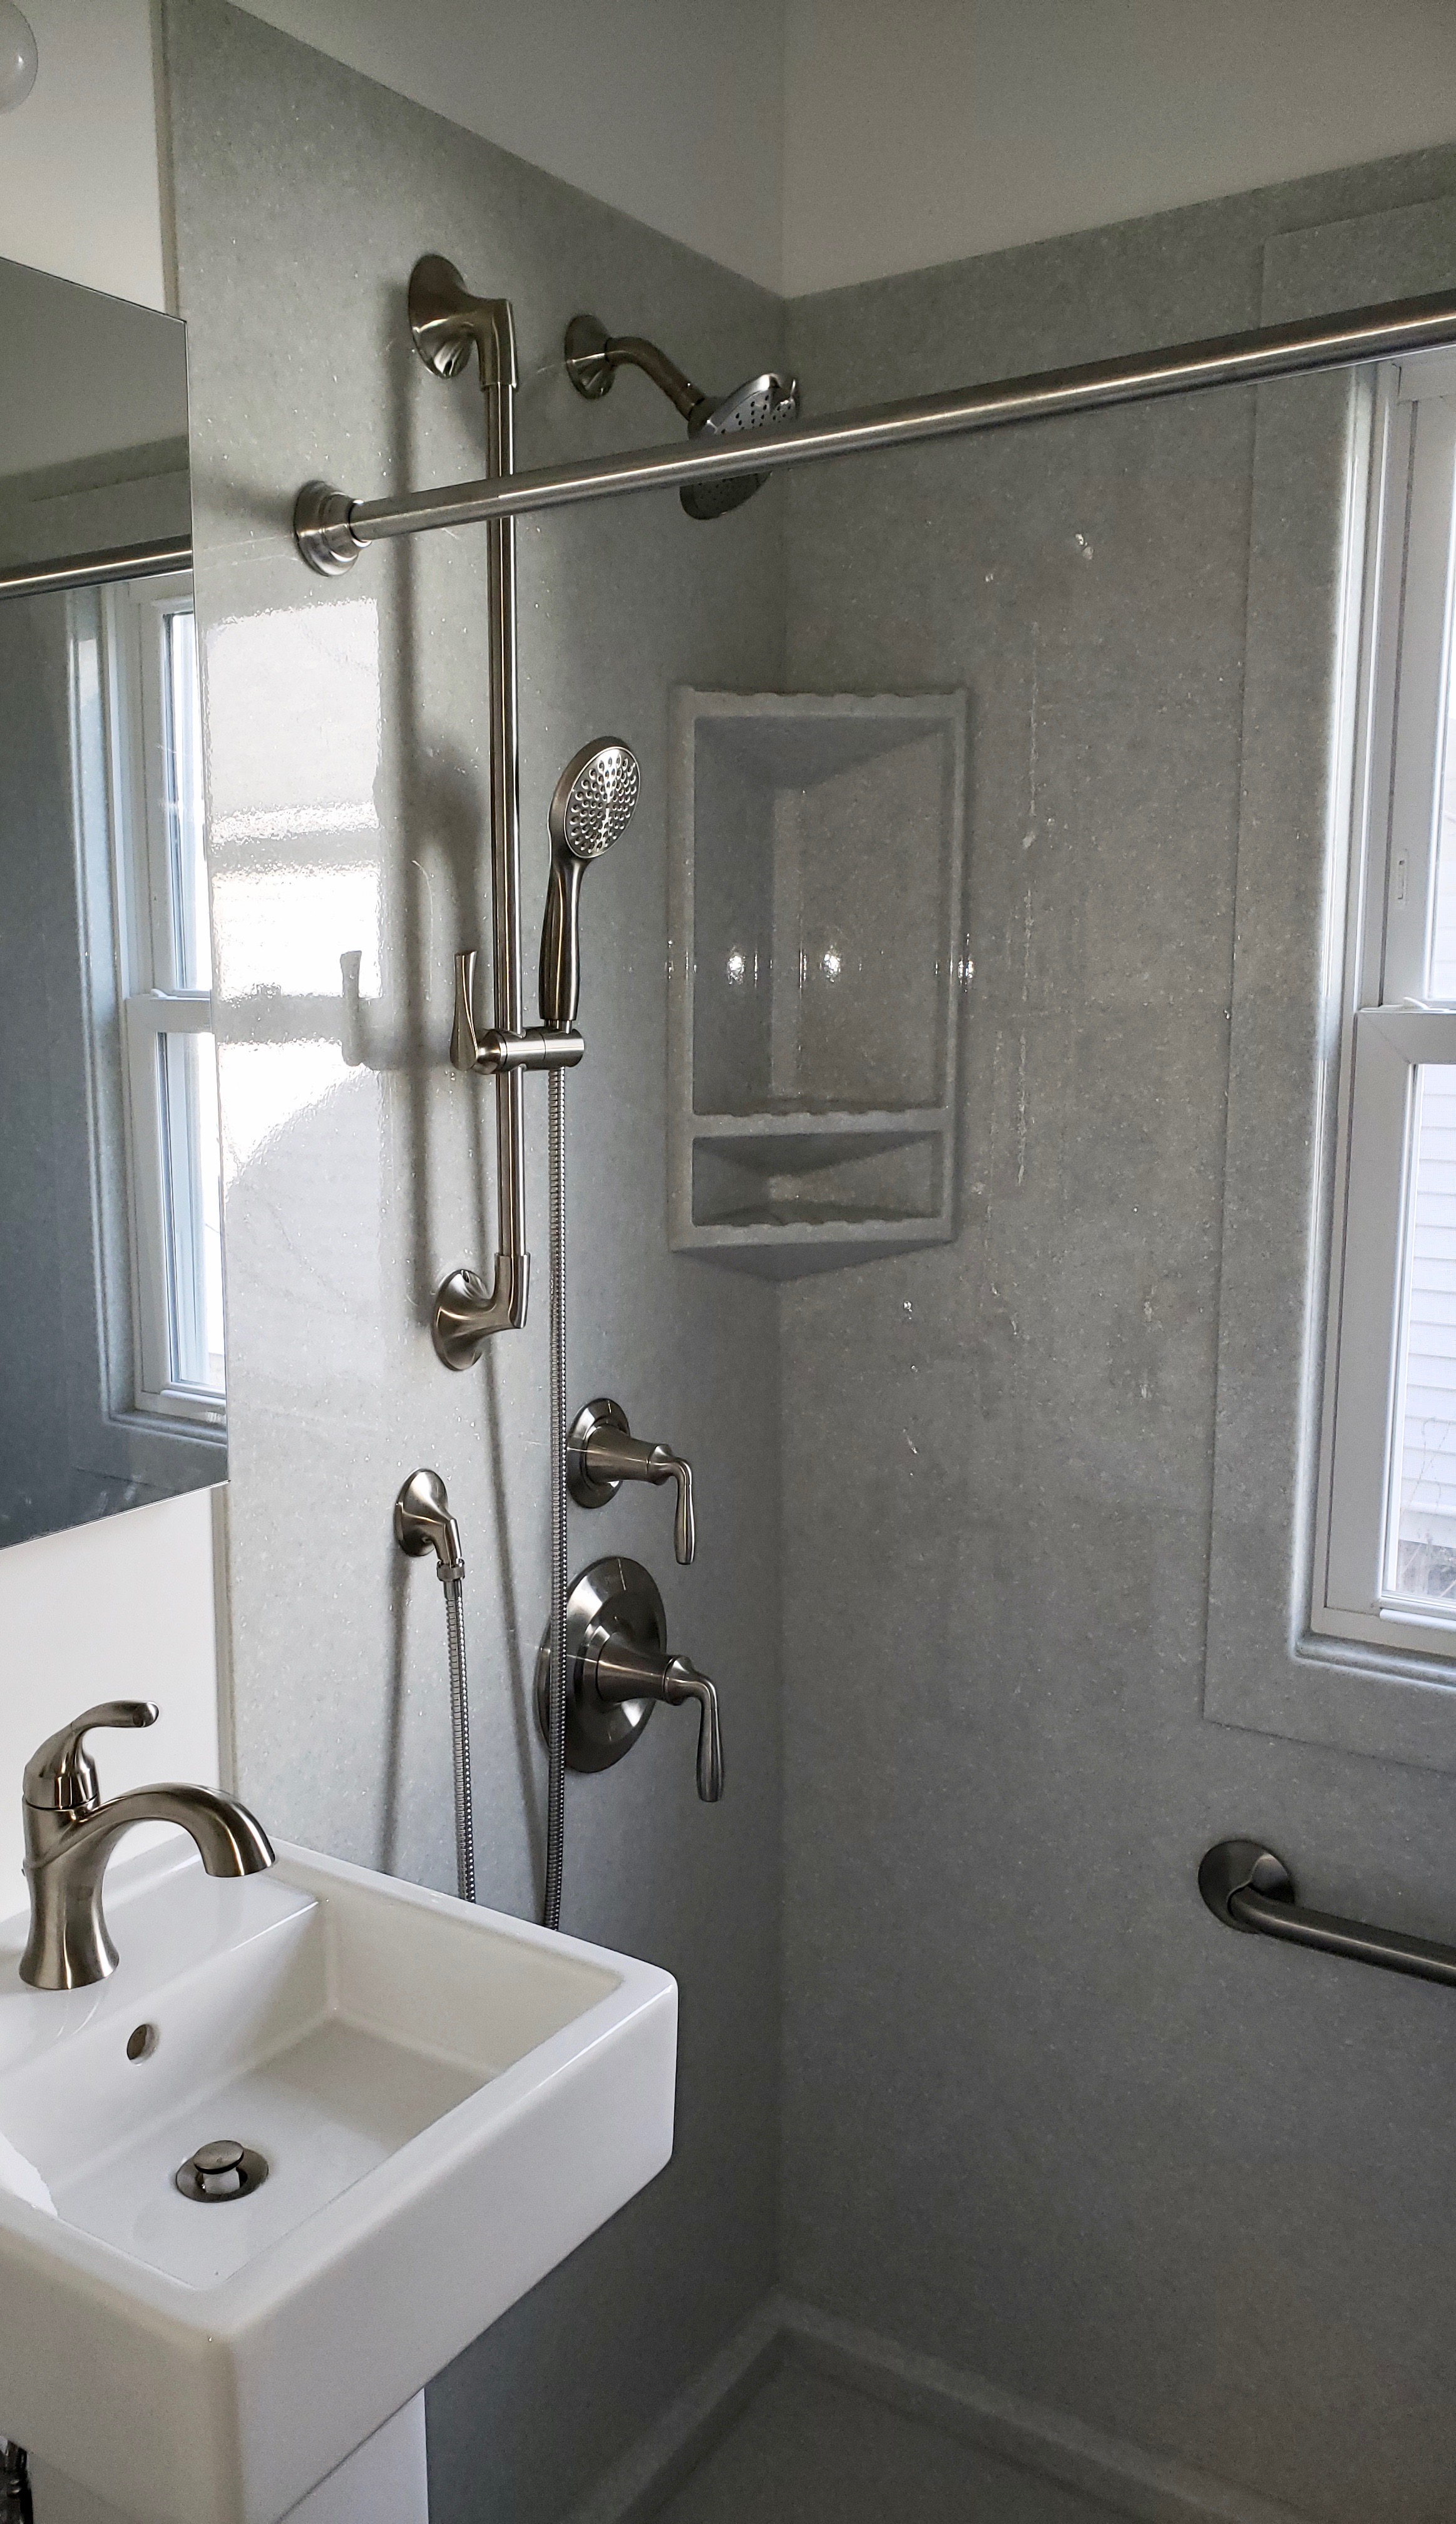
<box><xmin>0</xmin><ymin>1839</ymin><xmax>677</xmax><ymax>2523</ymax></box>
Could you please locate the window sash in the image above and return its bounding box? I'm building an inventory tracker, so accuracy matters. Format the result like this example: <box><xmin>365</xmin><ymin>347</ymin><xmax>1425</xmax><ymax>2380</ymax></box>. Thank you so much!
<box><xmin>120</xmin><ymin>990</ymin><xmax>222</xmax><ymax>1422</ymax></box>
<box><xmin>98</xmin><ymin>578</ymin><xmax>225</xmax><ymax>1431</ymax></box>
<box><xmin>1316</xmin><ymin>368</ymin><xmax>1456</xmax><ymax>1658</ymax></box>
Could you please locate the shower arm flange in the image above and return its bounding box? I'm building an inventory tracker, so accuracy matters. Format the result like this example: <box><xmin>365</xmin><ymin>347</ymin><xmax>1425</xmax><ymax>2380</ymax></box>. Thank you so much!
<box><xmin>563</xmin><ymin>313</ymin><xmax>704</xmax><ymax>421</ymax></box>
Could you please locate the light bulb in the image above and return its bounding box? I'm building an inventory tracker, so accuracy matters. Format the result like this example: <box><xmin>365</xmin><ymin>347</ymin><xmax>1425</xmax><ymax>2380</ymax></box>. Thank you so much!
<box><xmin>0</xmin><ymin>5</ymin><xmax>37</xmax><ymax>112</ymax></box>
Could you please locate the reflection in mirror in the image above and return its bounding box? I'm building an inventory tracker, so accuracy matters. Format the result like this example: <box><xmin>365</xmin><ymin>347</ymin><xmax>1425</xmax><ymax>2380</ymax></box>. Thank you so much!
<box><xmin>0</xmin><ymin>252</ymin><xmax>224</xmax><ymax>1551</ymax></box>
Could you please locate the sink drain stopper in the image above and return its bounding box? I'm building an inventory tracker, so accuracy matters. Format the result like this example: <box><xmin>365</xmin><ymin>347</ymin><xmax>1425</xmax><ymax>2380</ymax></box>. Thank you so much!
<box><xmin>175</xmin><ymin>2139</ymin><xmax>268</xmax><ymax>2203</ymax></box>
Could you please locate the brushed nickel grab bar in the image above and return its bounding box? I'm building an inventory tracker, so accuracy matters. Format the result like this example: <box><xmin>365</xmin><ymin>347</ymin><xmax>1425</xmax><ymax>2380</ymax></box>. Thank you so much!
<box><xmin>0</xmin><ymin>533</ymin><xmax>190</xmax><ymax>602</ymax></box>
<box><xmin>295</xmin><ymin>285</ymin><xmax>1456</xmax><ymax>569</ymax></box>
<box><xmin>1199</xmin><ymin>1840</ymin><xmax>1456</xmax><ymax>1989</ymax></box>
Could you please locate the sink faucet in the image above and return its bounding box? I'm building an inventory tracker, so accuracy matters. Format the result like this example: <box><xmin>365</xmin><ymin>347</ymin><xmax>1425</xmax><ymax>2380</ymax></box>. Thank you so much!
<box><xmin>19</xmin><ymin>1703</ymin><xmax>274</xmax><ymax>1991</ymax></box>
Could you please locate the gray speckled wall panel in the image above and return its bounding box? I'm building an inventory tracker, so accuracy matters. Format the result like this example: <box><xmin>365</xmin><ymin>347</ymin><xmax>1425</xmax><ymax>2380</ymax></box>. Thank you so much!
<box><xmin>781</xmin><ymin>154</ymin><xmax>1456</xmax><ymax>2524</ymax></box>
<box><xmin>160</xmin><ymin>6</ymin><xmax>783</xmax><ymax>2516</ymax></box>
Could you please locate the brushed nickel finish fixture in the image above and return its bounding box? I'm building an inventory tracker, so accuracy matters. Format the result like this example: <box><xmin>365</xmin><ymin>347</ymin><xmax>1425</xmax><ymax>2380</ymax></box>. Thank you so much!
<box><xmin>449</xmin><ymin>949</ymin><xmax>583</xmax><ymax>1074</ymax></box>
<box><xmin>401</xmin><ymin>256</ymin><xmax>532</xmax><ymax>1368</ymax></box>
<box><xmin>295</xmin><ymin>285</ymin><xmax>1456</xmax><ymax>562</ymax></box>
<box><xmin>540</xmin><ymin>738</ymin><xmax>640</xmax><ymax>1029</ymax></box>
<box><xmin>1199</xmin><ymin>1840</ymin><xmax>1456</xmax><ymax>1989</ymax></box>
<box><xmin>395</xmin><ymin>1469</ymin><xmax>475</xmax><ymax>1902</ymax></box>
<box><xmin>19</xmin><ymin>1703</ymin><xmax>274</xmax><ymax>1991</ymax></box>
<box><xmin>0</xmin><ymin>531</ymin><xmax>192</xmax><ymax>603</ymax></box>
<box><xmin>563</xmin><ymin>312</ymin><xmax>797</xmax><ymax>518</ymax></box>
<box><xmin>393</xmin><ymin>1465</ymin><xmax>463</xmax><ymax>1573</ymax></box>
<box><xmin>174</xmin><ymin>2138</ymin><xmax>269</xmax><ymax>2204</ymax></box>
<box><xmin>535</xmin><ymin>1556</ymin><xmax>724</xmax><ymax>1803</ymax></box>
<box><xmin>567</xmin><ymin>1398</ymin><xmax>695</xmax><ymax>1566</ymax></box>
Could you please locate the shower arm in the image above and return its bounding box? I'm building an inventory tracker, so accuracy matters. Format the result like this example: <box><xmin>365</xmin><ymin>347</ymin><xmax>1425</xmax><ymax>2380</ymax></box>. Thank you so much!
<box><xmin>409</xmin><ymin>259</ymin><xmax>534</xmax><ymax>1367</ymax></box>
<box><xmin>563</xmin><ymin>319</ymin><xmax>706</xmax><ymax>424</ymax></box>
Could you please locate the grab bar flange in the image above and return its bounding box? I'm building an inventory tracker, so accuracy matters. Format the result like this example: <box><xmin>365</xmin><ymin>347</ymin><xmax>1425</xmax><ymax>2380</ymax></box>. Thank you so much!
<box><xmin>1197</xmin><ymin>1839</ymin><xmax>1294</xmax><ymax>1929</ymax></box>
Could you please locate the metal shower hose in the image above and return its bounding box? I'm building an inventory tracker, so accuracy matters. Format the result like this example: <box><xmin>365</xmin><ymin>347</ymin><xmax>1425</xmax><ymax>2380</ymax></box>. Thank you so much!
<box><xmin>442</xmin><ymin>1562</ymin><xmax>474</xmax><ymax>1905</ymax></box>
<box><xmin>544</xmin><ymin>1065</ymin><xmax>567</xmax><ymax>1932</ymax></box>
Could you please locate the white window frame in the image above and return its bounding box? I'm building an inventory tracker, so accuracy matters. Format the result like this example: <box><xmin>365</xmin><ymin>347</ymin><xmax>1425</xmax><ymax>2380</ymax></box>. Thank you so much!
<box><xmin>99</xmin><ymin>573</ymin><xmax>225</xmax><ymax>1431</ymax></box>
<box><xmin>1314</xmin><ymin>350</ymin><xmax>1456</xmax><ymax>1660</ymax></box>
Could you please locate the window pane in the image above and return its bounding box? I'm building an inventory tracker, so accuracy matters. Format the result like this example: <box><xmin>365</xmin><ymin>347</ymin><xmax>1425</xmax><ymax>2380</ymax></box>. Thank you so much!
<box><xmin>162</xmin><ymin>605</ymin><xmax>212</xmax><ymax>991</ymax></box>
<box><xmin>158</xmin><ymin>1029</ymin><xmax>225</xmax><ymax>1396</ymax></box>
<box><xmin>1388</xmin><ymin>1064</ymin><xmax>1456</xmax><ymax>1602</ymax></box>
<box><xmin>1426</xmin><ymin>461</ymin><xmax>1456</xmax><ymax>999</ymax></box>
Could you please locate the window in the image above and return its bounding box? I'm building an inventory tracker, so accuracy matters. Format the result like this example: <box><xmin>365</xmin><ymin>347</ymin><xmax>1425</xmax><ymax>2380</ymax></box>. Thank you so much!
<box><xmin>1316</xmin><ymin>354</ymin><xmax>1456</xmax><ymax>1656</ymax></box>
<box><xmin>92</xmin><ymin>575</ymin><xmax>225</xmax><ymax>1429</ymax></box>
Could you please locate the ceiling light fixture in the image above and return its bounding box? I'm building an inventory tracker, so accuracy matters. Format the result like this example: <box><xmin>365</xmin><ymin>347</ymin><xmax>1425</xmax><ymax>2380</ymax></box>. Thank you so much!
<box><xmin>0</xmin><ymin>4</ymin><xmax>37</xmax><ymax>112</ymax></box>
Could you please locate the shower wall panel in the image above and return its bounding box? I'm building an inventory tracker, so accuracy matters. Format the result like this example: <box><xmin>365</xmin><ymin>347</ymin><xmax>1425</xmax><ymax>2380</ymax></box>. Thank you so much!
<box><xmin>160</xmin><ymin>6</ymin><xmax>784</xmax><ymax>2516</ymax></box>
<box><xmin>780</xmin><ymin>148</ymin><xmax>1456</xmax><ymax>2524</ymax></box>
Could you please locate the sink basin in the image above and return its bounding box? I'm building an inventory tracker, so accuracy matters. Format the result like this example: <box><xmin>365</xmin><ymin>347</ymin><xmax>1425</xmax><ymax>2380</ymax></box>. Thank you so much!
<box><xmin>0</xmin><ymin>1838</ymin><xmax>677</xmax><ymax>2524</ymax></box>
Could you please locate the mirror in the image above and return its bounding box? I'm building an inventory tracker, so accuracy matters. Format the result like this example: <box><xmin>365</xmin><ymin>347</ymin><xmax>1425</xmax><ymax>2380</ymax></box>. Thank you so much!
<box><xmin>0</xmin><ymin>252</ymin><xmax>224</xmax><ymax>1551</ymax></box>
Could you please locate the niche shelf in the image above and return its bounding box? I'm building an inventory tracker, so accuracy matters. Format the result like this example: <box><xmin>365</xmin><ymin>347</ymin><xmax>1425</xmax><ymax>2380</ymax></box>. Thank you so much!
<box><xmin>668</xmin><ymin>688</ymin><xmax>966</xmax><ymax>1278</ymax></box>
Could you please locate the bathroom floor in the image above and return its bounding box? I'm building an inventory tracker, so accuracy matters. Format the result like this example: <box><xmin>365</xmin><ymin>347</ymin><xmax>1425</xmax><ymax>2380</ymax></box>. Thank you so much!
<box><xmin>654</xmin><ymin>2360</ymin><xmax>1119</xmax><ymax>2522</ymax></box>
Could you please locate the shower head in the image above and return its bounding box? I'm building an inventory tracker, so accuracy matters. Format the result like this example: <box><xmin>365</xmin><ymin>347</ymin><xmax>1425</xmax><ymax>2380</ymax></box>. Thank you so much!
<box><xmin>540</xmin><ymin>738</ymin><xmax>640</xmax><ymax>1030</ymax></box>
<box><xmin>564</xmin><ymin>312</ymin><xmax>799</xmax><ymax>520</ymax></box>
<box><xmin>682</xmin><ymin>372</ymin><xmax>800</xmax><ymax>519</ymax></box>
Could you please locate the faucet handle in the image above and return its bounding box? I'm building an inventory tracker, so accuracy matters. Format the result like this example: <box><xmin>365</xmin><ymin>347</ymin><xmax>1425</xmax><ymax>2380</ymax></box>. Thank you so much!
<box><xmin>24</xmin><ymin>1702</ymin><xmax>158</xmax><ymax>1813</ymax></box>
<box><xmin>590</xmin><ymin>1636</ymin><xmax>723</xmax><ymax>1802</ymax></box>
<box><xmin>655</xmin><ymin>1452</ymin><xmax>695</xmax><ymax>1568</ymax></box>
<box><xmin>567</xmin><ymin>1398</ymin><xmax>697</xmax><ymax>1564</ymax></box>
<box><xmin>662</xmin><ymin>1657</ymin><xmax>722</xmax><ymax>1802</ymax></box>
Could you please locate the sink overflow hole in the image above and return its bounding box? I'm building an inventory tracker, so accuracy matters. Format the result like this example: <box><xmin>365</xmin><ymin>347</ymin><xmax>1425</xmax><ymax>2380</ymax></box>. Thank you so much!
<box><xmin>126</xmin><ymin>2023</ymin><xmax>158</xmax><ymax>2061</ymax></box>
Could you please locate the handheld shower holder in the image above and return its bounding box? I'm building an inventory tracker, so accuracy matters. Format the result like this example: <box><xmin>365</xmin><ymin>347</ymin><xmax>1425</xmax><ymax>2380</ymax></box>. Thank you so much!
<box><xmin>433</xmin><ymin>726</ymin><xmax>637</xmax><ymax>1372</ymax></box>
<box><xmin>450</xmin><ymin>950</ymin><xmax>583</xmax><ymax>1074</ymax></box>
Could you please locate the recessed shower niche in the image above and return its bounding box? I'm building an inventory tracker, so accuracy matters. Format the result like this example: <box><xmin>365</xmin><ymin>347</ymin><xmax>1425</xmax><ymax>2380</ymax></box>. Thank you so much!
<box><xmin>669</xmin><ymin>689</ymin><xmax>966</xmax><ymax>1275</ymax></box>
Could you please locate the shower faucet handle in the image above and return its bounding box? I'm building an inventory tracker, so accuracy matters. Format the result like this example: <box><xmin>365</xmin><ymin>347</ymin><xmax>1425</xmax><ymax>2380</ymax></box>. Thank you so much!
<box><xmin>593</xmin><ymin>1638</ymin><xmax>723</xmax><ymax>1803</ymax></box>
<box><xmin>567</xmin><ymin>1398</ymin><xmax>695</xmax><ymax>1564</ymax></box>
<box><xmin>664</xmin><ymin>1656</ymin><xmax>722</xmax><ymax>1803</ymax></box>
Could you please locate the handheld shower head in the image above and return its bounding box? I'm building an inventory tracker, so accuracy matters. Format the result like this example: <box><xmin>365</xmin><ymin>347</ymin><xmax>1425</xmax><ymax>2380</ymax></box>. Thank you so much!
<box><xmin>540</xmin><ymin>739</ymin><xmax>639</xmax><ymax>1030</ymax></box>
<box><xmin>564</xmin><ymin>312</ymin><xmax>798</xmax><ymax>520</ymax></box>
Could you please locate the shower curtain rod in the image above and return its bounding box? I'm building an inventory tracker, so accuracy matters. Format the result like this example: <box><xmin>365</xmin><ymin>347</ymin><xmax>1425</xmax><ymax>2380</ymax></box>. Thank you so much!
<box><xmin>0</xmin><ymin>533</ymin><xmax>192</xmax><ymax>602</ymax></box>
<box><xmin>297</xmin><ymin>284</ymin><xmax>1456</xmax><ymax>569</ymax></box>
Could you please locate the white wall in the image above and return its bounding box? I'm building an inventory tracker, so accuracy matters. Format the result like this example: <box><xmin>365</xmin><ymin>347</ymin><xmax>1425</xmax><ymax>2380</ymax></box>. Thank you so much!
<box><xmin>235</xmin><ymin>0</ymin><xmax>785</xmax><ymax>294</ymax></box>
<box><xmin>782</xmin><ymin>0</ymin><xmax>1456</xmax><ymax>295</ymax></box>
<box><xmin>0</xmin><ymin>5</ymin><xmax>219</xmax><ymax>1892</ymax></box>
<box><xmin>0</xmin><ymin>0</ymin><xmax>167</xmax><ymax>307</ymax></box>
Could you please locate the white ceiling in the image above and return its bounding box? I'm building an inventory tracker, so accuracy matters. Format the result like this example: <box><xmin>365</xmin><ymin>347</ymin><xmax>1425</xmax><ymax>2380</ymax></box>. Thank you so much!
<box><xmin>7</xmin><ymin>2</ymin><xmax>1456</xmax><ymax>327</ymax></box>
<box><xmin>240</xmin><ymin>0</ymin><xmax>1456</xmax><ymax>300</ymax></box>
<box><xmin>783</xmin><ymin>0</ymin><xmax>1456</xmax><ymax>296</ymax></box>
<box><xmin>237</xmin><ymin>0</ymin><xmax>786</xmax><ymax>294</ymax></box>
